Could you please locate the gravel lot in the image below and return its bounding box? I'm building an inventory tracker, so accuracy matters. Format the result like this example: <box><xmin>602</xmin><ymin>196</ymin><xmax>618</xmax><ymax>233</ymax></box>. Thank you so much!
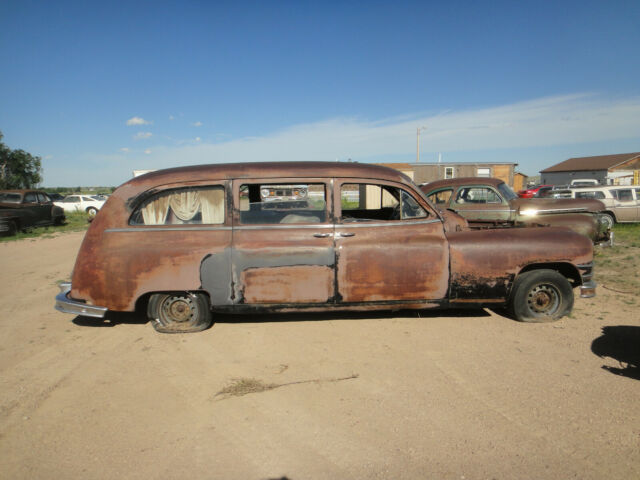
<box><xmin>0</xmin><ymin>231</ymin><xmax>638</xmax><ymax>480</ymax></box>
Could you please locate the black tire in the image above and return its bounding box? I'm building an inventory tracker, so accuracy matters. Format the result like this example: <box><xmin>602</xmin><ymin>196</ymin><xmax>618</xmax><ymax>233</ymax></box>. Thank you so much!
<box><xmin>509</xmin><ymin>269</ymin><xmax>573</xmax><ymax>323</ymax></box>
<box><xmin>86</xmin><ymin>207</ymin><xmax>98</xmax><ymax>218</ymax></box>
<box><xmin>147</xmin><ymin>292</ymin><xmax>212</xmax><ymax>333</ymax></box>
<box><xmin>600</xmin><ymin>213</ymin><xmax>615</xmax><ymax>230</ymax></box>
<box><xmin>4</xmin><ymin>220</ymin><xmax>18</xmax><ymax>236</ymax></box>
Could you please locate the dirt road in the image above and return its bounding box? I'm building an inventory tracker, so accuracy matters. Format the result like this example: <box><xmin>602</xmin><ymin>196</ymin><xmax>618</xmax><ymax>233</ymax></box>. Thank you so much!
<box><xmin>0</xmin><ymin>232</ymin><xmax>638</xmax><ymax>480</ymax></box>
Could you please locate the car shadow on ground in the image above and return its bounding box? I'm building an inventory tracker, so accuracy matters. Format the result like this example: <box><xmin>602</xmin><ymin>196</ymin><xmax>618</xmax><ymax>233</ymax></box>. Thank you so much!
<box><xmin>591</xmin><ymin>325</ymin><xmax>640</xmax><ymax>380</ymax></box>
<box><xmin>72</xmin><ymin>311</ymin><xmax>148</xmax><ymax>328</ymax></box>
<box><xmin>71</xmin><ymin>307</ymin><xmax>492</xmax><ymax>329</ymax></box>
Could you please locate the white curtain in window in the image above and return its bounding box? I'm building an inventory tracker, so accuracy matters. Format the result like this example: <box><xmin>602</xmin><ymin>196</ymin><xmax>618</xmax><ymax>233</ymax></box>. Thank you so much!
<box><xmin>141</xmin><ymin>196</ymin><xmax>171</xmax><ymax>225</ymax></box>
<box><xmin>169</xmin><ymin>191</ymin><xmax>201</xmax><ymax>221</ymax></box>
<box><xmin>200</xmin><ymin>188</ymin><xmax>224</xmax><ymax>224</ymax></box>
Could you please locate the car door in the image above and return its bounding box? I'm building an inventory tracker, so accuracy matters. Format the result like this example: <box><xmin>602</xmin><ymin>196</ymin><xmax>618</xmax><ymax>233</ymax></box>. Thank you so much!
<box><xmin>21</xmin><ymin>192</ymin><xmax>43</xmax><ymax>227</ymax></box>
<box><xmin>611</xmin><ymin>188</ymin><xmax>636</xmax><ymax>221</ymax></box>
<box><xmin>334</xmin><ymin>179</ymin><xmax>449</xmax><ymax>303</ymax></box>
<box><xmin>231</xmin><ymin>178</ymin><xmax>336</xmax><ymax>305</ymax></box>
<box><xmin>451</xmin><ymin>185</ymin><xmax>511</xmax><ymax>222</ymax></box>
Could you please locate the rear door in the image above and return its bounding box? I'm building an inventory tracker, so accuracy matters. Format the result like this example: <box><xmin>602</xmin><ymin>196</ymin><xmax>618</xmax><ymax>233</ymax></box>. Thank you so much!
<box><xmin>334</xmin><ymin>179</ymin><xmax>449</xmax><ymax>303</ymax></box>
<box><xmin>612</xmin><ymin>188</ymin><xmax>636</xmax><ymax>221</ymax></box>
<box><xmin>451</xmin><ymin>185</ymin><xmax>511</xmax><ymax>223</ymax></box>
<box><xmin>231</xmin><ymin>178</ymin><xmax>336</xmax><ymax>305</ymax></box>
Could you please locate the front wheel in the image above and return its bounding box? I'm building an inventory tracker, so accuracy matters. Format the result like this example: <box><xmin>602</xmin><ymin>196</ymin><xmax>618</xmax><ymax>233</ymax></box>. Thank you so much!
<box><xmin>600</xmin><ymin>213</ymin><xmax>615</xmax><ymax>230</ymax></box>
<box><xmin>147</xmin><ymin>292</ymin><xmax>212</xmax><ymax>333</ymax></box>
<box><xmin>86</xmin><ymin>206</ymin><xmax>98</xmax><ymax>218</ymax></box>
<box><xmin>509</xmin><ymin>269</ymin><xmax>573</xmax><ymax>323</ymax></box>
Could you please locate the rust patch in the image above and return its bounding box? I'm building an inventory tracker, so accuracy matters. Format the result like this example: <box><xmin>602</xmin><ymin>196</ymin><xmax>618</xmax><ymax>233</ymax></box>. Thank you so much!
<box><xmin>241</xmin><ymin>265</ymin><xmax>334</xmax><ymax>304</ymax></box>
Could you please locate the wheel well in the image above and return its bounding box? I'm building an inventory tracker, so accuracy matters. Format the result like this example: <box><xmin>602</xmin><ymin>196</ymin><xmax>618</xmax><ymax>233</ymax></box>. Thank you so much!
<box><xmin>603</xmin><ymin>211</ymin><xmax>616</xmax><ymax>222</ymax></box>
<box><xmin>517</xmin><ymin>263</ymin><xmax>581</xmax><ymax>287</ymax></box>
<box><xmin>134</xmin><ymin>290</ymin><xmax>212</xmax><ymax>314</ymax></box>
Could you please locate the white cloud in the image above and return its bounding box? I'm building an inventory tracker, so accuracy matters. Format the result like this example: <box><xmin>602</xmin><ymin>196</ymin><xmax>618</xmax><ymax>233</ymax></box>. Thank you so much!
<box><xmin>192</xmin><ymin>121</ymin><xmax>203</xmax><ymax>127</ymax></box>
<box><xmin>169</xmin><ymin>115</ymin><xmax>175</xmax><ymax>120</ymax></box>
<box><xmin>133</xmin><ymin>132</ymin><xmax>153</xmax><ymax>140</ymax></box>
<box><xmin>120</xmin><ymin>147</ymin><xmax>129</xmax><ymax>152</ymax></box>
<box><xmin>126</xmin><ymin>116</ymin><xmax>152</xmax><ymax>126</ymax></box>
<box><xmin>134</xmin><ymin>94</ymin><xmax>640</xmax><ymax>170</ymax></box>
<box><xmin>144</xmin><ymin>149</ymin><xmax>152</xmax><ymax>155</ymax></box>
<box><xmin>195</xmin><ymin>137</ymin><xmax>201</xmax><ymax>142</ymax></box>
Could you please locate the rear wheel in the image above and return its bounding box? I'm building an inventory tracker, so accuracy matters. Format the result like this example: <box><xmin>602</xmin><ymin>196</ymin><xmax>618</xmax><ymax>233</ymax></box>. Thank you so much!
<box><xmin>147</xmin><ymin>292</ymin><xmax>212</xmax><ymax>333</ymax></box>
<box><xmin>509</xmin><ymin>269</ymin><xmax>573</xmax><ymax>322</ymax></box>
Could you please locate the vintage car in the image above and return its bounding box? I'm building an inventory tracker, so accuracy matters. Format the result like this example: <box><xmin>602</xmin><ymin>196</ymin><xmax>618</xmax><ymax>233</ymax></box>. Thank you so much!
<box><xmin>561</xmin><ymin>185</ymin><xmax>640</xmax><ymax>226</ymax></box>
<box><xmin>517</xmin><ymin>184</ymin><xmax>552</xmax><ymax>198</ymax></box>
<box><xmin>0</xmin><ymin>190</ymin><xmax>66</xmax><ymax>235</ymax></box>
<box><xmin>54</xmin><ymin>194</ymin><xmax>106</xmax><ymax>218</ymax></box>
<box><xmin>55</xmin><ymin>162</ymin><xmax>595</xmax><ymax>333</ymax></box>
<box><xmin>420</xmin><ymin>177</ymin><xmax>611</xmax><ymax>244</ymax></box>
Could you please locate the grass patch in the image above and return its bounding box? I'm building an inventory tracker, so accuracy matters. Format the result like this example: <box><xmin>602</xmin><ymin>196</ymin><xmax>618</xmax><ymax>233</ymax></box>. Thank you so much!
<box><xmin>595</xmin><ymin>223</ymin><xmax>640</xmax><ymax>293</ymax></box>
<box><xmin>0</xmin><ymin>211</ymin><xmax>90</xmax><ymax>243</ymax></box>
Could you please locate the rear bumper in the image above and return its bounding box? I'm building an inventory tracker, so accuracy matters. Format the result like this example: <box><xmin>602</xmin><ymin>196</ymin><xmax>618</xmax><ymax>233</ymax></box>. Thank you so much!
<box><xmin>55</xmin><ymin>283</ymin><xmax>107</xmax><ymax>318</ymax></box>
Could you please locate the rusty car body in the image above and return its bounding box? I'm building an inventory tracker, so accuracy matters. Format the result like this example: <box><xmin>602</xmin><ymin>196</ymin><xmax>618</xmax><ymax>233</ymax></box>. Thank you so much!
<box><xmin>0</xmin><ymin>190</ymin><xmax>66</xmax><ymax>235</ymax></box>
<box><xmin>55</xmin><ymin>162</ymin><xmax>596</xmax><ymax>333</ymax></box>
<box><xmin>420</xmin><ymin>177</ymin><xmax>611</xmax><ymax>244</ymax></box>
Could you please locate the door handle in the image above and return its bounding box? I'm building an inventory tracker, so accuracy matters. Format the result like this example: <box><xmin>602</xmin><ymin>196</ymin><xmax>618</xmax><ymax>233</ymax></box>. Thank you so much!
<box><xmin>336</xmin><ymin>232</ymin><xmax>355</xmax><ymax>237</ymax></box>
<box><xmin>313</xmin><ymin>233</ymin><xmax>332</xmax><ymax>238</ymax></box>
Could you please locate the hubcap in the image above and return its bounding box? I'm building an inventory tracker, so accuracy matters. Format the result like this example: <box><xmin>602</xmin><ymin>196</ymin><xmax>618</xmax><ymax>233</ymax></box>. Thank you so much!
<box><xmin>527</xmin><ymin>283</ymin><xmax>560</xmax><ymax>315</ymax></box>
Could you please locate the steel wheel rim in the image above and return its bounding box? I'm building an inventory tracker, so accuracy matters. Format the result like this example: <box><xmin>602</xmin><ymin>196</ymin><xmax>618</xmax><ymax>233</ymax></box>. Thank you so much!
<box><xmin>160</xmin><ymin>294</ymin><xmax>199</xmax><ymax>325</ymax></box>
<box><xmin>526</xmin><ymin>283</ymin><xmax>561</xmax><ymax>316</ymax></box>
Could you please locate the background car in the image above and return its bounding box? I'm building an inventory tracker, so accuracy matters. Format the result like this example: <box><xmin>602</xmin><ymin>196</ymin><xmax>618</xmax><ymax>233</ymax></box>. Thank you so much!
<box><xmin>563</xmin><ymin>185</ymin><xmax>640</xmax><ymax>227</ymax></box>
<box><xmin>54</xmin><ymin>194</ymin><xmax>106</xmax><ymax>218</ymax></box>
<box><xmin>420</xmin><ymin>177</ymin><xmax>611</xmax><ymax>244</ymax></box>
<box><xmin>0</xmin><ymin>190</ymin><xmax>66</xmax><ymax>235</ymax></box>
<box><xmin>517</xmin><ymin>184</ymin><xmax>552</xmax><ymax>198</ymax></box>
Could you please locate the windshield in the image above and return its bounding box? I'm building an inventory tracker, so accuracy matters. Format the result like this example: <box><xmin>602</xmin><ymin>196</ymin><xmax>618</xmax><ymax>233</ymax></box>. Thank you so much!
<box><xmin>497</xmin><ymin>183</ymin><xmax>517</xmax><ymax>201</ymax></box>
<box><xmin>0</xmin><ymin>193</ymin><xmax>22</xmax><ymax>203</ymax></box>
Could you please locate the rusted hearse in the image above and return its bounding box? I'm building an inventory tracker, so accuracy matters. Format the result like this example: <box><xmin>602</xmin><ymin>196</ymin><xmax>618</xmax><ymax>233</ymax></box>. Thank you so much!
<box><xmin>55</xmin><ymin>162</ymin><xmax>596</xmax><ymax>333</ymax></box>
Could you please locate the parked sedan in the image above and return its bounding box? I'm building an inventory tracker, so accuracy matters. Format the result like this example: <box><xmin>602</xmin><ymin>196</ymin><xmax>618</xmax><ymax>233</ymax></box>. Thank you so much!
<box><xmin>517</xmin><ymin>184</ymin><xmax>552</xmax><ymax>198</ymax></box>
<box><xmin>0</xmin><ymin>190</ymin><xmax>66</xmax><ymax>235</ymax></box>
<box><xmin>420</xmin><ymin>177</ymin><xmax>611</xmax><ymax>244</ymax></box>
<box><xmin>54</xmin><ymin>195</ymin><xmax>106</xmax><ymax>217</ymax></box>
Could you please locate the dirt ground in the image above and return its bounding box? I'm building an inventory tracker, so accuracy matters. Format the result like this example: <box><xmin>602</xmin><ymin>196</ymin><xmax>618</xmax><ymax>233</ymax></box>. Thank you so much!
<box><xmin>0</xmin><ymin>232</ymin><xmax>638</xmax><ymax>480</ymax></box>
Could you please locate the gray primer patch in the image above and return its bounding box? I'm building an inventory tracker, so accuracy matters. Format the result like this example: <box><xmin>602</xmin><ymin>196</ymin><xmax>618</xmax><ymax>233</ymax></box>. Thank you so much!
<box><xmin>200</xmin><ymin>248</ymin><xmax>234</xmax><ymax>305</ymax></box>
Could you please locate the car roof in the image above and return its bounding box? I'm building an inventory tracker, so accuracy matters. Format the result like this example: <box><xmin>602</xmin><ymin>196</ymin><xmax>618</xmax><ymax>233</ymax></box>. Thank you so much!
<box><xmin>419</xmin><ymin>177</ymin><xmax>504</xmax><ymax>191</ymax></box>
<box><xmin>126</xmin><ymin>161</ymin><xmax>413</xmax><ymax>188</ymax></box>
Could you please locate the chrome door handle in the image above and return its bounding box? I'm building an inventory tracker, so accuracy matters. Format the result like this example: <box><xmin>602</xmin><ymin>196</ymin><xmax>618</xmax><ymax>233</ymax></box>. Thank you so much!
<box><xmin>313</xmin><ymin>233</ymin><xmax>332</xmax><ymax>238</ymax></box>
<box><xmin>337</xmin><ymin>232</ymin><xmax>355</xmax><ymax>237</ymax></box>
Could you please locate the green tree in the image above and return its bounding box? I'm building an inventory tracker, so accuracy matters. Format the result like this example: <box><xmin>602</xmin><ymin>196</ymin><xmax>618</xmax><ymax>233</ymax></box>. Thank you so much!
<box><xmin>0</xmin><ymin>131</ymin><xmax>43</xmax><ymax>189</ymax></box>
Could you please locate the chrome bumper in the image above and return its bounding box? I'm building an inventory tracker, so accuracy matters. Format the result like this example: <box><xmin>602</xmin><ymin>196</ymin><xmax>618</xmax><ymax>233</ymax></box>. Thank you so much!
<box><xmin>580</xmin><ymin>280</ymin><xmax>597</xmax><ymax>298</ymax></box>
<box><xmin>55</xmin><ymin>283</ymin><xmax>107</xmax><ymax>318</ymax></box>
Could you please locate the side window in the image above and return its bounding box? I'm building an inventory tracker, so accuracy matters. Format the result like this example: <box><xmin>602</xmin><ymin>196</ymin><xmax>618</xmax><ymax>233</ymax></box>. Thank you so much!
<box><xmin>427</xmin><ymin>189</ymin><xmax>453</xmax><ymax>205</ymax></box>
<box><xmin>37</xmin><ymin>193</ymin><xmax>49</xmax><ymax>203</ymax></box>
<box><xmin>340</xmin><ymin>183</ymin><xmax>426</xmax><ymax>221</ymax></box>
<box><xmin>24</xmin><ymin>192</ymin><xmax>37</xmax><ymax>203</ymax></box>
<box><xmin>130</xmin><ymin>186</ymin><xmax>225</xmax><ymax>225</ymax></box>
<box><xmin>455</xmin><ymin>187</ymin><xmax>502</xmax><ymax>204</ymax></box>
<box><xmin>576</xmin><ymin>191</ymin><xmax>605</xmax><ymax>199</ymax></box>
<box><xmin>444</xmin><ymin>167</ymin><xmax>454</xmax><ymax>179</ymax></box>
<box><xmin>82</xmin><ymin>196</ymin><xmax>94</xmax><ymax>202</ymax></box>
<box><xmin>239</xmin><ymin>183</ymin><xmax>326</xmax><ymax>224</ymax></box>
<box><xmin>63</xmin><ymin>196</ymin><xmax>78</xmax><ymax>203</ymax></box>
<box><xmin>615</xmin><ymin>189</ymin><xmax>633</xmax><ymax>202</ymax></box>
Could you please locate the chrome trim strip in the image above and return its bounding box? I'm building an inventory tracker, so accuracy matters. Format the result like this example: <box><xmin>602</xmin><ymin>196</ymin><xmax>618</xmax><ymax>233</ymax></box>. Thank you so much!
<box><xmin>522</xmin><ymin>208</ymin><xmax>588</xmax><ymax>214</ymax></box>
<box><xmin>234</xmin><ymin>223</ymin><xmax>334</xmax><ymax>230</ymax></box>
<box><xmin>106</xmin><ymin>226</ymin><xmax>232</xmax><ymax>232</ymax></box>
<box><xmin>54</xmin><ymin>283</ymin><xmax>108</xmax><ymax>318</ymax></box>
<box><xmin>456</xmin><ymin>209</ymin><xmax>514</xmax><ymax>213</ymax></box>
<box><xmin>335</xmin><ymin>219</ymin><xmax>442</xmax><ymax>228</ymax></box>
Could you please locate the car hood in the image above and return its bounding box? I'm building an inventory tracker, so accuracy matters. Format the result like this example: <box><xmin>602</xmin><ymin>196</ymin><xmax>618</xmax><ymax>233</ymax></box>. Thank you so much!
<box><xmin>510</xmin><ymin>197</ymin><xmax>604</xmax><ymax>214</ymax></box>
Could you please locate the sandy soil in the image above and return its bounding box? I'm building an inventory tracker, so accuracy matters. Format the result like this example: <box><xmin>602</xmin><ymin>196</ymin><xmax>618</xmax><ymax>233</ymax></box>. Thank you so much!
<box><xmin>0</xmin><ymin>232</ymin><xmax>638</xmax><ymax>480</ymax></box>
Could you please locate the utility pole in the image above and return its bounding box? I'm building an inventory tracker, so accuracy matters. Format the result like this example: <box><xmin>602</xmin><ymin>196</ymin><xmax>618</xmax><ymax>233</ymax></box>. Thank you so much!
<box><xmin>416</xmin><ymin>126</ymin><xmax>427</xmax><ymax>163</ymax></box>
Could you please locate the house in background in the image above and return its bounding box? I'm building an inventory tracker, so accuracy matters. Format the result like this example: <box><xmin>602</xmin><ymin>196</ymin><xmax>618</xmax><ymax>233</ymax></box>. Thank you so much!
<box><xmin>376</xmin><ymin>162</ymin><xmax>519</xmax><ymax>187</ymax></box>
<box><xmin>540</xmin><ymin>152</ymin><xmax>640</xmax><ymax>186</ymax></box>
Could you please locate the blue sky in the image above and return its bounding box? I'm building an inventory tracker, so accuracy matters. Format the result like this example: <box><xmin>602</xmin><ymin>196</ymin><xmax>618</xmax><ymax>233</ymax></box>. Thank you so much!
<box><xmin>1</xmin><ymin>0</ymin><xmax>639</xmax><ymax>186</ymax></box>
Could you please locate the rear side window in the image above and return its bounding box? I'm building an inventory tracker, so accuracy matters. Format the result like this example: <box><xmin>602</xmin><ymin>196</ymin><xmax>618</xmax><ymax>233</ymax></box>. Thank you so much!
<box><xmin>612</xmin><ymin>189</ymin><xmax>633</xmax><ymax>202</ymax></box>
<box><xmin>130</xmin><ymin>186</ymin><xmax>225</xmax><ymax>225</ymax></box>
<box><xmin>340</xmin><ymin>183</ymin><xmax>426</xmax><ymax>221</ymax></box>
